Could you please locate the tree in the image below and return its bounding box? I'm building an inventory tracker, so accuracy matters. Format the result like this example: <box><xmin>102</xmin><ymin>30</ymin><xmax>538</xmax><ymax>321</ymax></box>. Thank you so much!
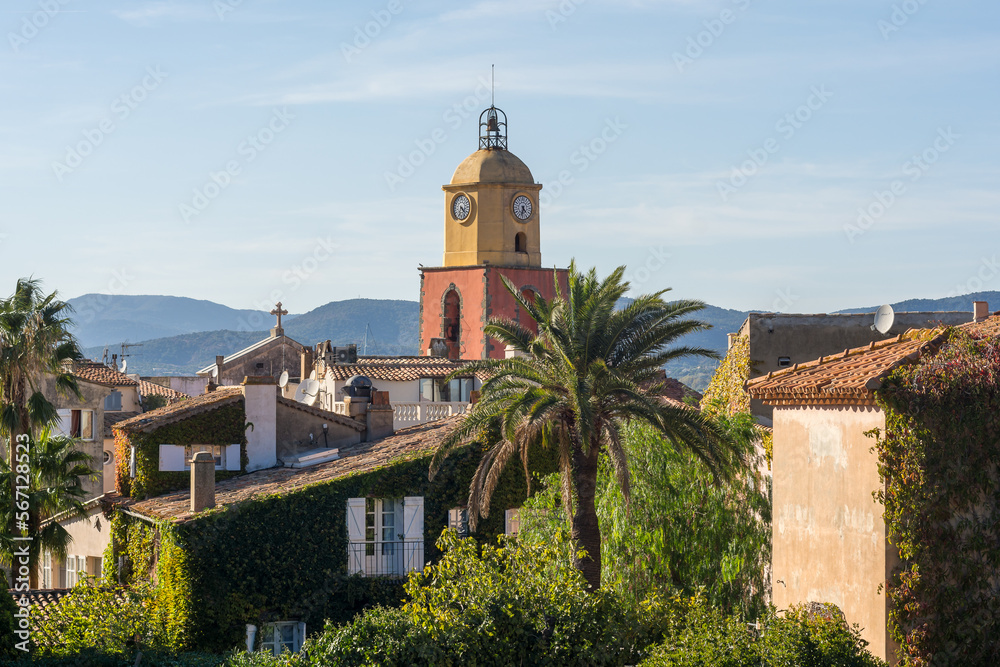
<box><xmin>0</xmin><ymin>427</ymin><xmax>96</xmax><ymax>587</ymax></box>
<box><xmin>431</xmin><ymin>262</ymin><xmax>741</xmax><ymax>590</ymax></box>
<box><xmin>0</xmin><ymin>278</ymin><xmax>82</xmax><ymax>479</ymax></box>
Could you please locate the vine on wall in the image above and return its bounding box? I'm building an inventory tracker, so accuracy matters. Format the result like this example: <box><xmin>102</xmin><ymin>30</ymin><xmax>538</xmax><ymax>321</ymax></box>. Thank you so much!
<box><xmin>872</xmin><ymin>328</ymin><xmax>1000</xmax><ymax>666</ymax></box>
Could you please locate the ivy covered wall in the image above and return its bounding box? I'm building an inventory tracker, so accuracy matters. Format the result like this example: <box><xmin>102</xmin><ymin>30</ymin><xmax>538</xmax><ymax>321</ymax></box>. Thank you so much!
<box><xmin>872</xmin><ymin>328</ymin><xmax>1000</xmax><ymax>666</ymax></box>
<box><xmin>110</xmin><ymin>439</ymin><xmax>558</xmax><ymax>653</ymax></box>
<box><xmin>114</xmin><ymin>401</ymin><xmax>249</xmax><ymax>500</ymax></box>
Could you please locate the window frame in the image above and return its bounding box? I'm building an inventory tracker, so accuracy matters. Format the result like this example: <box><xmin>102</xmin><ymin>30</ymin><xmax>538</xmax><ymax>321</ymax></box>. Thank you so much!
<box><xmin>259</xmin><ymin>621</ymin><xmax>305</xmax><ymax>656</ymax></box>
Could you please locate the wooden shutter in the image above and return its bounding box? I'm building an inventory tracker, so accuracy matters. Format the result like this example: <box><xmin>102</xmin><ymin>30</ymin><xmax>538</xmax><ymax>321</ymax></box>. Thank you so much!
<box><xmin>224</xmin><ymin>444</ymin><xmax>241</xmax><ymax>471</ymax></box>
<box><xmin>402</xmin><ymin>496</ymin><xmax>424</xmax><ymax>573</ymax></box>
<box><xmin>158</xmin><ymin>445</ymin><xmax>186</xmax><ymax>472</ymax></box>
<box><xmin>346</xmin><ymin>498</ymin><xmax>366</xmax><ymax>575</ymax></box>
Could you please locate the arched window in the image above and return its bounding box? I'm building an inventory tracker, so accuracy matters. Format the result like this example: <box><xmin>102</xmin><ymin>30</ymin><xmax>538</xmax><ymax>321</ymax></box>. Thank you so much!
<box><xmin>442</xmin><ymin>289</ymin><xmax>461</xmax><ymax>360</ymax></box>
<box><xmin>515</xmin><ymin>232</ymin><xmax>527</xmax><ymax>253</ymax></box>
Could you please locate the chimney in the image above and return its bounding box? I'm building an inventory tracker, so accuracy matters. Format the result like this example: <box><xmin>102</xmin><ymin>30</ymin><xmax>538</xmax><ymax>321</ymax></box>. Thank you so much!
<box><xmin>973</xmin><ymin>301</ymin><xmax>989</xmax><ymax>322</ymax></box>
<box><xmin>365</xmin><ymin>390</ymin><xmax>394</xmax><ymax>442</ymax></box>
<box><xmin>242</xmin><ymin>376</ymin><xmax>277</xmax><ymax>471</ymax></box>
<box><xmin>190</xmin><ymin>451</ymin><xmax>216</xmax><ymax>512</ymax></box>
<box><xmin>300</xmin><ymin>349</ymin><xmax>314</xmax><ymax>382</ymax></box>
<box><xmin>727</xmin><ymin>333</ymin><xmax>736</xmax><ymax>350</ymax></box>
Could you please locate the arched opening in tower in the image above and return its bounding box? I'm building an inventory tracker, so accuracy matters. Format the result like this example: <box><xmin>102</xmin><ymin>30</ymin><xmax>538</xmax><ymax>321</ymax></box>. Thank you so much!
<box><xmin>515</xmin><ymin>232</ymin><xmax>527</xmax><ymax>253</ymax></box>
<box><xmin>442</xmin><ymin>289</ymin><xmax>461</xmax><ymax>360</ymax></box>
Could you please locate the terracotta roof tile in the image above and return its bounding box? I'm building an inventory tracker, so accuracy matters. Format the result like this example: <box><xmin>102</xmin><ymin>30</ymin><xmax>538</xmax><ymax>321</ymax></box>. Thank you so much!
<box><xmin>115</xmin><ymin>387</ymin><xmax>243</xmax><ymax>435</ymax></box>
<box><xmin>126</xmin><ymin>416</ymin><xmax>462</xmax><ymax>523</ymax></box>
<box><xmin>104</xmin><ymin>411</ymin><xmax>141</xmax><ymax>438</ymax></box>
<box><xmin>324</xmin><ymin>356</ymin><xmax>474</xmax><ymax>382</ymax></box>
<box><xmin>747</xmin><ymin>314</ymin><xmax>1000</xmax><ymax>406</ymax></box>
<box><xmin>72</xmin><ymin>361</ymin><xmax>138</xmax><ymax>387</ymax></box>
<box><xmin>137</xmin><ymin>379</ymin><xmax>189</xmax><ymax>402</ymax></box>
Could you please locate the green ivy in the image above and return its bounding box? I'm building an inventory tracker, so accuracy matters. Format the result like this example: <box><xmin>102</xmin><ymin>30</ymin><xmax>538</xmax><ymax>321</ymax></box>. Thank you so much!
<box><xmin>111</xmin><ymin>439</ymin><xmax>558</xmax><ymax>653</ymax></box>
<box><xmin>115</xmin><ymin>402</ymin><xmax>249</xmax><ymax>500</ymax></box>
<box><xmin>870</xmin><ymin>328</ymin><xmax>1000</xmax><ymax>666</ymax></box>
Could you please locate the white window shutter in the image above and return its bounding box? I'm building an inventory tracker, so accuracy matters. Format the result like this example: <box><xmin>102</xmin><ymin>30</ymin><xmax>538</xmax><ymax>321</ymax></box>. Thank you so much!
<box><xmin>346</xmin><ymin>498</ymin><xmax>366</xmax><ymax>575</ymax></box>
<box><xmin>224</xmin><ymin>444</ymin><xmax>241</xmax><ymax>471</ymax></box>
<box><xmin>297</xmin><ymin>622</ymin><xmax>306</xmax><ymax>652</ymax></box>
<box><xmin>53</xmin><ymin>409</ymin><xmax>71</xmax><ymax>437</ymax></box>
<box><xmin>158</xmin><ymin>444</ymin><xmax>186</xmax><ymax>471</ymax></box>
<box><xmin>402</xmin><ymin>496</ymin><xmax>424</xmax><ymax>573</ymax></box>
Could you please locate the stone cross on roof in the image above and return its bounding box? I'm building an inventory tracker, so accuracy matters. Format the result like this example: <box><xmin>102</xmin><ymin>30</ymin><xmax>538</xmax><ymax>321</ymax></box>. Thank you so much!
<box><xmin>270</xmin><ymin>302</ymin><xmax>288</xmax><ymax>328</ymax></box>
<box><xmin>270</xmin><ymin>302</ymin><xmax>288</xmax><ymax>338</ymax></box>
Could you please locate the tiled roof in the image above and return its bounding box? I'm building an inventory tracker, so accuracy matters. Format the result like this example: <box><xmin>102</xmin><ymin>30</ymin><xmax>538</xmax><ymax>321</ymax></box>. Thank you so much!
<box><xmin>276</xmin><ymin>396</ymin><xmax>365</xmax><ymax>432</ymax></box>
<box><xmin>126</xmin><ymin>416</ymin><xmax>462</xmax><ymax>523</ymax></box>
<box><xmin>138</xmin><ymin>379</ymin><xmax>189</xmax><ymax>402</ymax></box>
<box><xmin>9</xmin><ymin>587</ymin><xmax>129</xmax><ymax>634</ymax></box>
<box><xmin>72</xmin><ymin>361</ymin><xmax>138</xmax><ymax>387</ymax></box>
<box><xmin>747</xmin><ymin>315</ymin><xmax>1000</xmax><ymax>406</ymax></box>
<box><xmin>115</xmin><ymin>387</ymin><xmax>244</xmax><ymax>434</ymax></box>
<box><xmin>104</xmin><ymin>411</ymin><xmax>141</xmax><ymax>438</ymax></box>
<box><xmin>324</xmin><ymin>356</ymin><xmax>474</xmax><ymax>382</ymax></box>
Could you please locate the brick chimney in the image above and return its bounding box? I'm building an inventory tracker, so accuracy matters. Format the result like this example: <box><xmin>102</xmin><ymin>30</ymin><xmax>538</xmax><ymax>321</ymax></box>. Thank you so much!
<box><xmin>973</xmin><ymin>301</ymin><xmax>989</xmax><ymax>322</ymax></box>
<box><xmin>190</xmin><ymin>451</ymin><xmax>216</xmax><ymax>512</ymax></box>
<box><xmin>365</xmin><ymin>390</ymin><xmax>394</xmax><ymax>442</ymax></box>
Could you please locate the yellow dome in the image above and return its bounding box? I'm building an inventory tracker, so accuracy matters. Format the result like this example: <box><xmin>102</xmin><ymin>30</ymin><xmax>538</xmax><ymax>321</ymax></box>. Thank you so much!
<box><xmin>450</xmin><ymin>149</ymin><xmax>534</xmax><ymax>185</ymax></box>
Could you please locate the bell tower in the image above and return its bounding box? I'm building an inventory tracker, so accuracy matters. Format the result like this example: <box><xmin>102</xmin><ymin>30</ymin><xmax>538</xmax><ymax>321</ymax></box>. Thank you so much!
<box><xmin>418</xmin><ymin>102</ymin><xmax>567</xmax><ymax>361</ymax></box>
<box><xmin>441</xmin><ymin>106</ymin><xmax>542</xmax><ymax>268</ymax></box>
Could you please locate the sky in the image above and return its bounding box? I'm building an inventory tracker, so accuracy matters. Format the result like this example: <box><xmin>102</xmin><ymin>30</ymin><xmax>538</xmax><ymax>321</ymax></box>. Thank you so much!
<box><xmin>1</xmin><ymin>0</ymin><xmax>998</xmax><ymax>316</ymax></box>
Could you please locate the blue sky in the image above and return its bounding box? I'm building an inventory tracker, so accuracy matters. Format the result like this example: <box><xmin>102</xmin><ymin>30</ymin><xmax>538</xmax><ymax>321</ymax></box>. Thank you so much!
<box><xmin>2</xmin><ymin>0</ymin><xmax>998</xmax><ymax>315</ymax></box>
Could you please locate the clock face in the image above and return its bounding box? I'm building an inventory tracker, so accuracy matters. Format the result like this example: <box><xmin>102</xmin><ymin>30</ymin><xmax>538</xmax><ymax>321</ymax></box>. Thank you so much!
<box><xmin>512</xmin><ymin>195</ymin><xmax>532</xmax><ymax>221</ymax></box>
<box><xmin>452</xmin><ymin>194</ymin><xmax>471</xmax><ymax>221</ymax></box>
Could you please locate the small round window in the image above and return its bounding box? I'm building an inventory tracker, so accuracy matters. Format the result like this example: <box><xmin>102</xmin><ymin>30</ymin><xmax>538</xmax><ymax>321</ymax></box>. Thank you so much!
<box><xmin>103</xmin><ymin>450</ymin><xmax>114</xmax><ymax>466</ymax></box>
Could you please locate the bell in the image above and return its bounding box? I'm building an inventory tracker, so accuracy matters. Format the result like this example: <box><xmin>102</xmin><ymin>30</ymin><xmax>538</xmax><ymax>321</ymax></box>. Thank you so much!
<box><xmin>487</xmin><ymin>112</ymin><xmax>498</xmax><ymax>132</ymax></box>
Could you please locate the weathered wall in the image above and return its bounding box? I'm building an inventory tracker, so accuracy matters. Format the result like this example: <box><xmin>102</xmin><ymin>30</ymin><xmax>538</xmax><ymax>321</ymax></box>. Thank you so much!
<box><xmin>772</xmin><ymin>404</ymin><xmax>897</xmax><ymax>663</ymax></box>
<box><xmin>144</xmin><ymin>376</ymin><xmax>209</xmax><ymax>396</ymax></box>
<box><xmin>746</xmin><ymin>312</ymin><xmax>972</xmax><ymax>419</ymax></box>
<box><xmin>49</xmin><ymin>505</ymin><xmax>112</xmax><ymax>587</ymax></box>
<box><xmin>41</xmin><ymin>376</ymin><xmax>107</xmax><ymax>501</ymax></box>
<box><xmin>215</xmin><ymin>337</ymin><xmax>305</xmax><ymax>386</ymax></box>
<box><xmin>274</xmin><ymin>402</ymin><xmax>361</xmax><ymax>461</ymax></box>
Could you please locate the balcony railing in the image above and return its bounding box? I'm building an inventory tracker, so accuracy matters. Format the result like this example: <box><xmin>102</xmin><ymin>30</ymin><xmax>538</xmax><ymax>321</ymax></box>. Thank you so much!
<box><xmin>330</xmin><ymin>401</ymin><xmax>469</xmax><ymax>429</ymax></box>
<box><xmin>347</xmin><ymin>541</ymin><xmax>424</xmax><ymax>577</ymax></box>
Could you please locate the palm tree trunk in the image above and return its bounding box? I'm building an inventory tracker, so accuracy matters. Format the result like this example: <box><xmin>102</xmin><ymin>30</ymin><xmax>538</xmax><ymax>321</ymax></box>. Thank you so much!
<box><xmin>571</xmin><ymin>447</ymin><xmax>602</xmax><ymax>591</ymax></box>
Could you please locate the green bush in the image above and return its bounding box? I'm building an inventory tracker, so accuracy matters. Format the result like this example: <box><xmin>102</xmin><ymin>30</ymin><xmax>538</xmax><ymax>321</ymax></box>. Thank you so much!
<box><xmin>640</xmin><ymin>597</ymin><xmax>886</xmax><ymax>667</ymax></box>
<box><xmin>291</xmin><ymin>528</ymin><xmax>669</xmax><ymax>666</ymax></box>
<box><xmin>0</xmin><ymin>591</ymin><xmax>20</xmax><ymax>657</ymax></box>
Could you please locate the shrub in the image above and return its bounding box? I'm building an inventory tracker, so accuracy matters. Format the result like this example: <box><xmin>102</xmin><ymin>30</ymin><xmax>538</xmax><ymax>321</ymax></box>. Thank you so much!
<box><xmin>640</xmin><ymin>597</ymin><xmax>886</xmax><ymax>667</ymax></box>
<box><xmin>0</xmin><ymin>591</ymin><xmax>19</xmax><ymax>657</ymax></box>
<box><xmin>292</xmin><ymin>528</ymin><xmax>669</xmax><ymax>666</ymax></box>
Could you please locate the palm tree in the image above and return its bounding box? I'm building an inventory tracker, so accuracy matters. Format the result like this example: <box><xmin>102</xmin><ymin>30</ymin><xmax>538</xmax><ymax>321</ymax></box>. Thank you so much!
<box><xmin>431</xmin><ymin>263</ymin><xmax>743</xmax><ymax>590</ymax></box>
<box><xmin>0</xmin><ymin>426</ymin><xmax>95</xmax><ymax>588</ymax></box>
<box><xmin>0</xmin><ymin>278</ymin><xmax>83</xmax><ymax>539</ymax></box>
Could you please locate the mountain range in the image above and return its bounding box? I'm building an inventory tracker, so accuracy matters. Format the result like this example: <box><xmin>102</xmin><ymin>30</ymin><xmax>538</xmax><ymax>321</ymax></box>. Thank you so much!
<box><xmin>70</xmin><ymin>291</ymin><xmax>999</xmax><ymax>391</ymax></box>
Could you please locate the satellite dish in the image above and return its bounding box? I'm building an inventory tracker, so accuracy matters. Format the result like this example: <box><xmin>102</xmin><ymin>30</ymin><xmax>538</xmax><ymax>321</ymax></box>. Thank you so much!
<box><xmin>211</xmin><ymin>366</ymin><xmax>219</xmax><ymax>379</ymax></box>
<box><xmin>120</xmin><ymin>359</ymin><xmax>127</xmax><ymax>373</ymax></box>
<box><xmin>278</xmin><ymin>370</ymin><xmax>289</xmax><ymax>388</ymax></box>
<box><xmin>303</xmin><ymin>391</ymin><xmax>319</xmax><ymax>407</ymax></box>
<box><xmin>303</xmin><ymin>379</ymin><xmax>320</xmax><ymax>397</ymax></box>
<box><xmin>297</xmin><ymin>379</ymin><xmax>320</xmax><ymax>406</ymax></box>
<box><xmin>309</xmin><ymin>369</ymin><xmax>317</xmax><ymax>381</ymax></box>
<box><xmin>292</xmin><ymin>382</ymin><xmax>307</xmax><ymax>403</ymax></box>
<box><xmin>872</xmin><ymin>304</ymin><xmax>895</xmax><ymax>334</ymax></box>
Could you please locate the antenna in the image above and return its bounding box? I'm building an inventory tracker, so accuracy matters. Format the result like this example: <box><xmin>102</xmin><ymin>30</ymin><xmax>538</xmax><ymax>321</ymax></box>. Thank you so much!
<box><xmin>872</xmin><ymin>304</ymin><xmax>895</xmax><ymax>335</ymax></box>
<box><xmin>102</xmin><ymin>347</ymin><xmax>109</xmax><ymax>365</ymax></box>
<box><xmin>278</xmin><ymin>370</ymin><xmax>289</xmax><ymax>388</ymax></box>
<box><xmin>491</xmin><ymin>64</ymin><xmax>494</xmax><ymax>106</ymax></box>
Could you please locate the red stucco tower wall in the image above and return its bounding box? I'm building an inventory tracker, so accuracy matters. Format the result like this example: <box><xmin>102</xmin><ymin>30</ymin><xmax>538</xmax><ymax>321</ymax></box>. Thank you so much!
<box><xmin>418</xmin><ymin>266</ymin><xmax>568</xmax><ymax>360</ymax></box>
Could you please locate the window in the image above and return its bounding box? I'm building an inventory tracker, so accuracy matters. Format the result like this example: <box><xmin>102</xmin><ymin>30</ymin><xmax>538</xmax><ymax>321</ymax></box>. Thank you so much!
<box><xmin>347</xmin><ymin>496</ymin><xmax>424</xmax><ymax>577</ymax></box>
<box><xmin>65</xmin><ymin>555</ymin><xmax>78</xmax><ymax>587</ymax></box>
<box><xmin>505</xmin><ymin>508</ymin><xmax>520</xmax><ymax>536</ymax></box>
<box><xmin>259</xmin><ymin>622</ymin><xmax>305</xmax><ymax>656</ymax></box>
<box><xmin>55</xmin><ymin>409</ymin><xmax>95</xmax><ymax>441</ymax></box>
<box><xmin>103</xmin><ymin>450</ymin><xmax>114</xmax><ymax>466</ymax></box>
<box><xmin>419</xmin><ymin>378</ymin><xmax>474</xmax><ymax>403</ymax></box>
<box><xmin>448</xmin><ymin>507</ymin><xmax>469</xmax><ymax>538</ymax></box>
<box><xmin>86</xmin><ymin>556</ymin><xmax>102</xmax><ymax>581</ymax></box>
<box><xmin>515</xmin><ymin>232</ymin><xmax>527</xmax><ymax>253</ymax></box>
<box><xmin>42</xmin><ymin>552</ymin><xmax>52</xmax><ymax>589</ymax></box>
<box><xmin>184</xmin><ymin>445</ymin><xmax>224</xmax><ymax>469</ymax></box>
<box><xmin>104</xmin><ymin>391</ymin><xmax>122</xmax><ymax>411</ymax></box>
<box><xmin>777</xmin><ymin>357</ymin><xmax>791</xmax><ymax>367</ymax></box>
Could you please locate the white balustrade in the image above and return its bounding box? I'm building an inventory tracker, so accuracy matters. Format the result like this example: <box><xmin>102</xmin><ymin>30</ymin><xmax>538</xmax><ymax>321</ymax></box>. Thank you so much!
<box><xmin>392</xmin><ymin>402</ymin><xmax>469</xmax><ymax>428</ymax></box>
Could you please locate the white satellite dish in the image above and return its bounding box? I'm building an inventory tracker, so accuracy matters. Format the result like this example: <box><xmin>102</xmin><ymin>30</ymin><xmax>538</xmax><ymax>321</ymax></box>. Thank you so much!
<box><xmin>211</xmin><ymin>365</ymin><xmax>219</xmax><ymax>379</ymax></box>
<box><xmin>120</xmin><ymin>359</ymin><xmax>127</xmax><ymax>373</ymax></box>
<box><xmin>278</xmin><ymin>370</ymin><xmax>289</xmax><ymax>388</ymax></box>
<box><xmin>297</xmin><ymin>378</ymin><xmax>320</xmax><ymax>406</ymax></box>
<box><xmin>872</xmin><ymin>304</ymin><xmax>895</xmax><ymax>335</ymax></box>
<box><xmin>303</xmin><ymin>391</ymin><xmax>319</xmax><ymax>407</ymax></box>
<box><xmin>292</xmin><ymin>382</ymin><xmax>307</xmax><ymax>403</ymax></box>
<box><xmin>309</xmin><ymin>369</ymin><xmax>317</xmax><ymax>381</ymax></box>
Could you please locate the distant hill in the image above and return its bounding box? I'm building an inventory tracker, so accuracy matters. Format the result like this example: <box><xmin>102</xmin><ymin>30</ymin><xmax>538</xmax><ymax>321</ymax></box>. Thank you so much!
<box><xmin>66</xmin><ymin>294</ymin><xmax>290</xmax><ymax>348</ymax></box>
<box><xmin>834</xmin><ymin>291</ymin><xmax>1000</xmax><ymax>315</ymax></box>
<box><xmin>73</xmin><ymin>291</ymin><xmax>994</xmax><ymax>390</ymax></box>
<box><xmin>80</xmin><ymin>298</ymin><xmax>420</xmax><ymax>377</ymax></box>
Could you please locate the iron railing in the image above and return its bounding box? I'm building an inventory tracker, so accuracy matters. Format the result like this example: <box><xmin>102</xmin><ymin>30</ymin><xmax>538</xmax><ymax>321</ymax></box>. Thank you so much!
<box><xmin>347</xmin><ymin>541</ymin><xmax>424</xmax><ymax>577</ymax></box>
